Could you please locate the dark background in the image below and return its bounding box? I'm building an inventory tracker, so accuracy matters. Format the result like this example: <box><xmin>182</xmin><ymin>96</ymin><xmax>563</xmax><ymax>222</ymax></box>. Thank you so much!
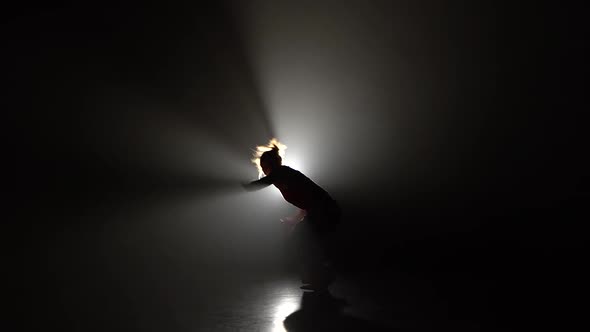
<box><xmin>6</xmin><ymin>1</ymin><xmax>587</xmax><ymax>330</ymax></box>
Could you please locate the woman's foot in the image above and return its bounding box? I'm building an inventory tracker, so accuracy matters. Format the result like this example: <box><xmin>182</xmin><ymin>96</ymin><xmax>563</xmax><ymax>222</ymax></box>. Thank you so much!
<box><xmin>299</xmin><ymin>283</ymin><xmax>329</xmax><ymax>292</ymax></box>
<box><xmin>300</xmin><ymin>267</ymin><xmax>335</xmax><ymax>291</ymax></box>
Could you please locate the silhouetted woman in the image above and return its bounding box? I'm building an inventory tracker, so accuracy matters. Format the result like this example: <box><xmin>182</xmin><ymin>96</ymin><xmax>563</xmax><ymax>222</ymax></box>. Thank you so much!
<box><xmin>242</xmin><ymin>139</ymin><xmax>340</xmax><ymax>291</ymax></box>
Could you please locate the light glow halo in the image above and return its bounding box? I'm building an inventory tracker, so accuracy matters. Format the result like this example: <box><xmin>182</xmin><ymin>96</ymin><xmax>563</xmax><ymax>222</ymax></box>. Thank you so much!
<box><xmin>251</xmin><ymin>138</ymin><xmax>287</xmax><ymax>178</ymax></box>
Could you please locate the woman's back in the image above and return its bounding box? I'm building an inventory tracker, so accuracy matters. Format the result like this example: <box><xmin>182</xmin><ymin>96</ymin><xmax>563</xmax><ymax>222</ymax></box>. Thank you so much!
<box><xmin>268</xmin><ymin>166</ymin><xmax>335</xmax><ymax>213</ymax></box>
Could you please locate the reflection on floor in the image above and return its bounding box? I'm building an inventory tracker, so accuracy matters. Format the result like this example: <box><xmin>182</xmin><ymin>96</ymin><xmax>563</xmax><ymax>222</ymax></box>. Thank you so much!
<box><xmin>23</xmin><ymin>198</ymin><xmax>511</xmax><ymax>331</ymax></box>
<box><xmin>163</xmin><ymin>270</ymin><xmax>490</xmax><ymax>331</ymax></box>
<box><xmin>32</xmin><ymin>263</ymin><xmax>501</xmax><ymax>331</ymax></box>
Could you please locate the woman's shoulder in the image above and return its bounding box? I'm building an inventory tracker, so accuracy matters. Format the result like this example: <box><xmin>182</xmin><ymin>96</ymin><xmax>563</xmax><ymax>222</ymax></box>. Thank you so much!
<box><xmin>279</xmin><ymin>165</ymin><xmax>304</xmax><ymax>176</ymax></box>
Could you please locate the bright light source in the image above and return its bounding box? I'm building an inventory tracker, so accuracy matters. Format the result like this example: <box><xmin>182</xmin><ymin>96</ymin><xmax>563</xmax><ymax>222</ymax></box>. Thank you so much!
<box><xmin>283</xmin><ymin>154</ymin><xmax>305</xmax><ymax>174</ymax></box>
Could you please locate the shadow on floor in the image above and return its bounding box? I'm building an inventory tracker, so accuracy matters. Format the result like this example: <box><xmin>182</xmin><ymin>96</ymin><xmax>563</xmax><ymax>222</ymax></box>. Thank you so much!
<box><xmin>283</xmin><ymin>290</ymin><xmax>394</xmax><ymax>332</ymax></box>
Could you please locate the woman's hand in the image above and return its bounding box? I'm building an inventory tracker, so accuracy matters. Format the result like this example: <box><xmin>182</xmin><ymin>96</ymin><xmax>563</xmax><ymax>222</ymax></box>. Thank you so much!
<box><xmin>281</xmin><ymin>209</ymin><xmax>306</xmax><ymax>225</ymax></box>
<box><xmin>280</xmin><ymin>216</ymin><xmax>300</xmax><ymax>226</ymax></box>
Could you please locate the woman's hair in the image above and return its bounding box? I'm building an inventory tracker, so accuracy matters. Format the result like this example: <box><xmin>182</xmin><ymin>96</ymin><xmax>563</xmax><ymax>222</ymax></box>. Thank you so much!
<box><xmin>251</xmin><ymin>138</ymin><xmax>286</xmax><ymax>178</ymax></box>
<box><xmin>260</xmin><ymin>145</ymin><xmax>282</xmax><ymax>165</ymax></box>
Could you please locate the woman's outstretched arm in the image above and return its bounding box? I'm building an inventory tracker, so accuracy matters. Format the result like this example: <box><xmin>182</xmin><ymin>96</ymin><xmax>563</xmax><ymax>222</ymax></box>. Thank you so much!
<box><xmin>241</xmin><ymin>176</ymin><xmax>273</xmax><ymax>191</ymax></box>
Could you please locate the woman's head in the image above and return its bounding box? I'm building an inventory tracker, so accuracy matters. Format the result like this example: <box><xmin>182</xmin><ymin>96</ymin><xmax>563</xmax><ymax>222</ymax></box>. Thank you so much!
<box><xmin>251</xmin><ymin>138</ymin><xmax>287</xmax><ymax>178</ymax></box>
<box><xmin>260</xmin><ymin>145</ymin><xmax>282</xmax><ymax>175</ymax></box>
